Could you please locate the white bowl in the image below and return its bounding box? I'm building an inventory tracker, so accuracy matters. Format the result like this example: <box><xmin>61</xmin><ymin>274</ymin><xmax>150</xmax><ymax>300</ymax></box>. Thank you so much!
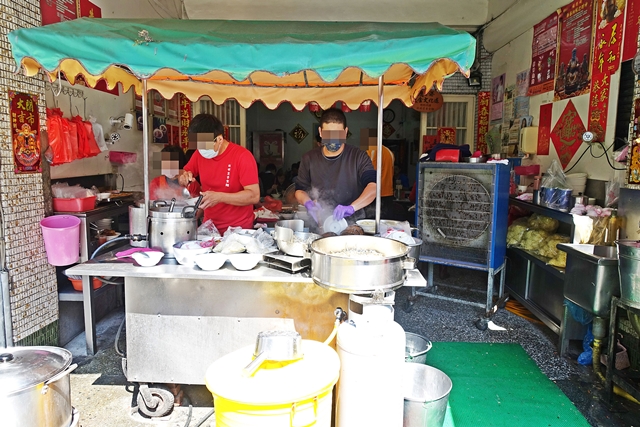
<box><xmin>97</xmin><ymin>192</ymin><xmax>111</xmax><ymax>201</ymax></box>
<box><xmin>131</xmin><ymin>251</ymin><xmax>164</xmax><ymax>267</ymax></box>
<box><xmin>172</xmin><ymin>241</ymin><xmax>211</xmax><ymax>266</ymax></box>
<box><xmin>227</xmin><ymin>253</ymin><xmax>263</xmax><ymax>271</ymax></box>
<box><xmin>194</xmin><ymin>253</ymin><xmax>228</xmax><ymax>271</ymax></box>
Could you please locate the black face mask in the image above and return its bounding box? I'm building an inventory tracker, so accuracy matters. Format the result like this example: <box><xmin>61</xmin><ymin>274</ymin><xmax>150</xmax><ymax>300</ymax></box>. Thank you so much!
<box><xmin>322</xmin><ymin>130</ymin><xmax>346</xmax><ymax>152</ymax></box>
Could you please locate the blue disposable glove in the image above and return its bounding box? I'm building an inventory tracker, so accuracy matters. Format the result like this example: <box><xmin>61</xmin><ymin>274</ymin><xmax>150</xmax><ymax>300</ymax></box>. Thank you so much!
<box><xmin>304</xmin><ymin>200</ymin><xmax>321</xmax><ymax>223</ymax></box>
<box><xmin>333</xmin><ymin>205</ymin><xmax>355</xmax><ymax>221</ymax></box>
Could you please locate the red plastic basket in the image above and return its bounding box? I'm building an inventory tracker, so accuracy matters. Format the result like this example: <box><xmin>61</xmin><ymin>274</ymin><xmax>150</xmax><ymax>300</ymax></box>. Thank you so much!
<box><xmin>109</xmin><ymin>151</ymin><xmax>137</xmax><ymax>164</ymax></box>
<box><xmin>53</xmin><ymin>196</ymin><xmax>97</xmax><ymax>212</ymax></box>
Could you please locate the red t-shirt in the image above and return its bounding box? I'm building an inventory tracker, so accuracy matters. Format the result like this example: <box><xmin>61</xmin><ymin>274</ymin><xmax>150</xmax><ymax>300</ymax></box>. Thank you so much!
<box><xmin>184</xmin><ymin>143</ymin><xmax>258</xmax><ymax>233</ymax></box>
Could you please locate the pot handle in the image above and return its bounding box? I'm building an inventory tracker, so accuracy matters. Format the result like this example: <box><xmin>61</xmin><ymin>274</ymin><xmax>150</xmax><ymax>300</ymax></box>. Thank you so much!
<box><xmin>242</xmin><ymin>351</ymin><xmax>268</xmax><ymax>378</ymax></box>
<box><xmin>42</xmin><ymin>363</ymin><xmax>78</xmax><ymax>394</ymax></box>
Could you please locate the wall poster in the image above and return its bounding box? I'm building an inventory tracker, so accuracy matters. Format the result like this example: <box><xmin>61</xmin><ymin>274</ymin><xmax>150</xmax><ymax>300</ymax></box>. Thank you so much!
<box><xmin>554</xmin><ymin>0</ymin><xmax>595</xmax><ymax>101</ymax></box>
<box><xmin>528</xmin><ymin>12</ymin><xmax>559</xmax><ymax>96</ymax></box>
<box><xmin>623</xmin><ymin>0</ymin><xmax>640</xmax><ymax>61</ymax></box>
<box><xmin>9</xmin><ymin>91</ymin><xmax>42</xmax><ymax>174</ymax></box>
<box><xmin>491</xmin><ymin>73</ymin><xmax>505</xmax><ymax>122</ymax></box>
<box><xmin>588</xmin><ymin>0</ymin><xmax>626</xmax><ymax>142</ymax></box>
<box><xmin>538</xmin><ymin>103</ymin><xmax>553</xmax><ymax>155</ymax></box>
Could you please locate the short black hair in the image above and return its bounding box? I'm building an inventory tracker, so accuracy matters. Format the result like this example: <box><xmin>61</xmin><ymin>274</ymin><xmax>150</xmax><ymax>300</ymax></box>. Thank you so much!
<box><xmin>189</xmin><ymin>113</ymin><xmax>224</xmax><ymax>137</ymax></box>
<box><xmin>161</xmin><ymin>144</ymin><xmax>187</xmax><ymax>168</ymax></box>
<box><xmin>320</xmin><ymin>108</ymin><xmax>347</xmax><ymax>128</ymax></box>
<box><xmin>266</xmin><ymin>163</ymin><xmax>276</xmax><ymax>172</ymax></box>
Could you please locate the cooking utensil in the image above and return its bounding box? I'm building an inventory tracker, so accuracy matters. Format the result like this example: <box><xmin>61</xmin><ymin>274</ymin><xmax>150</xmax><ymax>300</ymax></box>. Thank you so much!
<box><xmin>169</xmin><ymin>198</ymin><xmax>177</xmax><ymax>212</ymax></box>
<box><xmin>148</xmin><ymin>205</ymin><xmax>198</xmax><ymax>257</ymax></box>
<box><xmin>274</xmin><ymin>220</ymin><xmax>321</xmax><ymax>257</ymax></box>
<box><xmin>182</xmin><ymin>195</ymin><xmax>203</xmax><ymax>219</ymax></box>
<box><xmin>310</xmin><ymin>235</ymin><xmax>415</xmax><ymax>293</ymax></box>
<box><xmin>0</xmin><ymin>346</ymin><xmax>77</xmax><ymax>427</ymax></box>
<box><xmin>242</xmin><ymin>330</ymin><xmax>303</xmax><ymax>377</ymax></box>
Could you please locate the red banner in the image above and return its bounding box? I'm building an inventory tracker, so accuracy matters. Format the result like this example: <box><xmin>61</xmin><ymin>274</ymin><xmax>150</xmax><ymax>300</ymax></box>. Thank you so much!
<box><xmin>476</xmin><ymin>91</ymin><xmax>490</xmax><ymax>154</ymax></box>
<box><xmin>9</xmin><ymin>91</ymin><xmax>42</xmax><ymax>174</ymax></box>
<box><xmin>551</xmin><ymin>100</ymin><xmax>586</xmax><ymax>168</ymax></box>
<box><xmin>76</xmin><ymin>0</ymin><xmax>101</xmax><ymax>18</ymax></box>
<box><xmin>179</xmin><ymin>94</ymin><xmax>192</xmax><ymax>154</ymax></box>
<box><xmin>529</xmin><ymin>12</ymin><xmax>559</xmax><ymax>96</ymax></box>
<box><xmin>554</xmin><ymin>0</ymin><xmax>595</xmax><ymax>101</ymax></box>
<box><xmin>437</xmin><ymin>127</ymin><xmax>456</xmax><ymax>145</ymax></box>
<box><xmin>623</xmin><ymin>0</ymin><xmax>639</xmax><ymax>61</ymax></box>
<box><xmin>422</xmin><ymin>135</ymin><xmax>437</xmax><ymax>153</ymax></box>
<box><xmin>40</xmin><ymin>0</ymin><xmax>76</xmax><ymax>25</ymax></box>
<box><xmin>538</xmin><ymin>103</ymin><xmax>553</xmax><ymax>155</ymax></box>
<box><xmin>588</xmin><ymin>0</ymin><xmax>625</xmax><ymax>142</ymax></box>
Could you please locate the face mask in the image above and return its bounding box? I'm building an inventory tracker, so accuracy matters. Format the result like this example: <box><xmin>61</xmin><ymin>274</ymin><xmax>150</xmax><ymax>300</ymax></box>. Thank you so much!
<box><xmin>198</xmin><ymin>138</ymin><xmax>221</xmax><ymax>159</ymax></box>
<box><xmin>199</xmin><ymin>149</ymin><xmax>218</xmax><ymax>159</ymax></box>
<box><xmin>323</xmin><ymin>140</ymin><xmax>344</xmax><ymax>152</ymax></box>
<box><xmin>321</xmin><ymin>129</ymin><xmax>346</xmax><ymax>152</ymax></box>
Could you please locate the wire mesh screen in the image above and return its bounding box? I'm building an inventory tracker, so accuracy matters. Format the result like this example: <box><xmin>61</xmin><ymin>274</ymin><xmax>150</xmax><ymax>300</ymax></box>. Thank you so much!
<box><xmin>418</xmin><ymin>167</ymin><xmax>495</xmax><ymax>266</ymax></box>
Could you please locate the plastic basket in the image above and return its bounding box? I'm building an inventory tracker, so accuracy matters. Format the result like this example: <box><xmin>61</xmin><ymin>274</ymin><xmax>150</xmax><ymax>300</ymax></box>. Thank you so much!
<box><xmin>109</xmin><ymin>151</ymin><xmax>137</xmax><ymax>164</ymax></box>
<box><xmin>53</xmin><ymin>196</ymin><xmax>96</xmax><ymax>212</ymax></box>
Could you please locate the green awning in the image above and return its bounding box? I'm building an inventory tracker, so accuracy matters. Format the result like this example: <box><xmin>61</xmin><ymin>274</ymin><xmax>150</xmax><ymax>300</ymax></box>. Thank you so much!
<box><xmin>9</xmin><ymin>18</ymin><xmax>476</xmax><ymax>109</ymax></box>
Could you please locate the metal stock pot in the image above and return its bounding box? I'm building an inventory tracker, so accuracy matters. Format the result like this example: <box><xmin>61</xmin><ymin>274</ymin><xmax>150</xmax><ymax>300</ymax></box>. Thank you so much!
<box><xmin>310</xmin><ymin>235</ymin><xmax>416</xmax><ymax>293</ymax></box>
<box><xmin>0</xmin><ymin>346</ymin><xmax>77</xmax><ymax>427</ymax></box>
<box><xmin>148</xmin><ymin>199</ymin><xmax>199</xmax><ymax>257</ymax></box>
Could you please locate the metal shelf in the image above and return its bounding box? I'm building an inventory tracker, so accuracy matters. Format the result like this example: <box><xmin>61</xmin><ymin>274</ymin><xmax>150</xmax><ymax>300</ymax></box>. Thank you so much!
<box><xmin>509</xmin><ymin>197</ymin><xmax>573</xmax><ymax>224</ymax></box>
<box><xmin>509</xmin><ymin>246</ymin><xmax>565</xmax><ymax>280</ymax></box>
<box><xmin>58</xmin><ymin>281</ymin><xmax>113</xmax><ymax>302</ymax></box>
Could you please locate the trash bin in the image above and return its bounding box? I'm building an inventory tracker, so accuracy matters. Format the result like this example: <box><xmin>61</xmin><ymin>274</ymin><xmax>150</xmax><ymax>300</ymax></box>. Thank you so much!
<box><xmin>40</xmin><ymin>215</ymin><xmax>81</xmax><ymax>266</ymax></box>
<box><xmin>403</xmin><ymin>362</ymin><xmax>452</xmax><ymax>427</ymax></box>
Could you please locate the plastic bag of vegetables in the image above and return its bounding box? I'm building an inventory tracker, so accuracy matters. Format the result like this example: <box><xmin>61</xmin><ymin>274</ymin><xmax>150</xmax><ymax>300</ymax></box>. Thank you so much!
<box><xmin>507</xmin><ymin>217</ymin><xmax>530</xmax><ymax>246</ymax></box>
<box><xmin>521</xmin><ymin>229</ymin><xmax>550</xmax><ymax>252</ymax></box>
<box><xmin>527</xmin><ymin>213</ymin><xmax>559</xmax><ymax>233</ymax></box>
<box><xmin>537</xmin><ymin>234</ymin><xmax>570</xmax><ymax>258</ymax></box>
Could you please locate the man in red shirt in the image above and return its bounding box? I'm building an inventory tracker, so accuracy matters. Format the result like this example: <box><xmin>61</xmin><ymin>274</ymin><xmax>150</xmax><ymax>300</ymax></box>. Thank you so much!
<box><xmin>178</xmin><ymin>114</ymin><xmax>259</xmax><ymax>234</ymax></box>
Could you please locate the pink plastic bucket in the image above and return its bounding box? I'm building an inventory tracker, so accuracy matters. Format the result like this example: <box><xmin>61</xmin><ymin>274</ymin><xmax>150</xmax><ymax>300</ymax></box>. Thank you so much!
<box><xmin>40</xmin><ymin>215</ymin><xmax>81</xmax><ymax>266</ymax></box>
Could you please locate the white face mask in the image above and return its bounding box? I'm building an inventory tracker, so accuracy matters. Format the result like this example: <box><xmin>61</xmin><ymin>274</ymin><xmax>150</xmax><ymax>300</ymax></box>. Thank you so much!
<box><xmin>198</xmin><ymin>137</ymin><xmax>221</xmax><ymax>159</ymax></box>
<box><xmin>199</xmin><ymin>148</ymin><xmax>218</xmax><ymax>159</ymax></box>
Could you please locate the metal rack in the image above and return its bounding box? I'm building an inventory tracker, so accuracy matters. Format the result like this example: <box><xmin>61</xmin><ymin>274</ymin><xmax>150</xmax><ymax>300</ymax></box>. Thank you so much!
<box><xmin>406</xmin><ymin>162</ymin><xmax>510</xmax><ymax>329</ymax></box>
<box><xmin>605</xmin><ymin>296</ymin><xmax>640</xmax><ymax>404</ymax></box>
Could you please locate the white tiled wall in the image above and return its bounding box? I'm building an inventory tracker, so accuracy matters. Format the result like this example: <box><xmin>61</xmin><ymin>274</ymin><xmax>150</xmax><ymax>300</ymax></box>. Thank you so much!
<box><xmin>0</xmin><ymin>0</ymin><xmax>58</xmax><ymax>343</ymax></box>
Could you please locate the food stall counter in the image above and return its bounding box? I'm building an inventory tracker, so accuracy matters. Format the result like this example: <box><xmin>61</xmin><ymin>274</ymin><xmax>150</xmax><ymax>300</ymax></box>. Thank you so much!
<box><xmin>65</xmin><ymin>251</ymin><xmax>348</xmax><ymax>385</ymax></box>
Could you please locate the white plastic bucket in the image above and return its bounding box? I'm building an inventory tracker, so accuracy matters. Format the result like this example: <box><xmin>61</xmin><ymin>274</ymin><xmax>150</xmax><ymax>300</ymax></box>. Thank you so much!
<box><xmin>403</xmin><ymin>363</ymin><xmax>452</xmax><ymax>427</ymax></box>
<box><xmin>40</xmin><ymin>215</ymin><xmax>81</xmax><ymax>266</ymax></box>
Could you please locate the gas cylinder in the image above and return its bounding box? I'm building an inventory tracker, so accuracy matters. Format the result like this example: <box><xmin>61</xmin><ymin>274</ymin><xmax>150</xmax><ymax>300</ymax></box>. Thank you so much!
<box><xmin>335</xmin><ymin>300</ymin><xmax>405</xmax><ymax>427</ymax></box>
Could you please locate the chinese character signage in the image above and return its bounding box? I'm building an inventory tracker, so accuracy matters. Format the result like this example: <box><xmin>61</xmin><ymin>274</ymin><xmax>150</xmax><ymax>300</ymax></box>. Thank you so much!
<box><xmin>412</xmin><ymin>88</ymin><xmax>444</xmax><ymax>113</ymax></box>
<box><xmin>40</xmin><ymin>0</ymin><xmax>76</xmax><ymax>25</ymax></box>
<box><xmin>538</xmin><ymin>103</ymin><xmax>553</xmax><ymax>155</ymax></box>
<box><xmin>623</xmin><ymin>0</ymin><xmax>639</xmax><ymax>61</ymax></box>
<box><xmin>551</xmin><ymin>100</ymin><xmax>586</xmax><ymax>168</ymax></box>
<box><xmin>588</xmin><ymin>0</ymin><xmax>625</xmax><ymax>142</ymax></box>
<box><xmin>554</xmin><ymin>0</ymin><xmax>595</xmax><ymax>101</ymax></box>
<box><xmin>76</xmin><ymin>0</ymin><xmax>101</xmax><ymax>18</ymax></box>
<box><xmin>529</xmin><ymin>12</ymin><xmax>559</xmax><ymax>96</ymax></box>
<box><xmin>9</xmin><ymin>91</ymin><xmax>42</xmax><ymax>174</ymax></box>
<box><xmin>437</xmin><ymin>127</ymin><xmax>456</xmax><ymax>145</ymax></box>
<box><xmin>476</xmin><ymin>91</ymin><xmax>490</xmax><ymax>154</ymax></box>
<box><xmin>179</xmin><ymin>94</ymin><xmax>192</xmax><ymax>154</ymax></box>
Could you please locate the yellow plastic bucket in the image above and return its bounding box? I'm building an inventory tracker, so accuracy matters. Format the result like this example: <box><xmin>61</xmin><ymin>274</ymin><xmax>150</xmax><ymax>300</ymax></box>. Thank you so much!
<box><xmin>206</xmin><ymin>339</ymin><xmax>340</xmax><ymax>427</ymax></box>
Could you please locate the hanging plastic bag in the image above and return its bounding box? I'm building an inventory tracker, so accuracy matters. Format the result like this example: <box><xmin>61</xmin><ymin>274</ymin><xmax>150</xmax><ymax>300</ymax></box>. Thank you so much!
<box><xmin>604</xmin><ymin>174</ymin><xmax>623</xmax><ymax>207</ymax></box>
<box><xmin>71</xmin><ymin>116</ymin><xmax>89</xmax><ymax>158</ymax></box>
<box><xmin>61</xmin><ymin>116</ymin><xmax>79</xmax><ymax>162</ymax></box>
<box><xmin>46</xmin><ymin>108</ymin><xmax>72</xmax><ymax>165</ymax></box>
<box><xmin>84</xmin><ymin>119</ymin><xmax>106</xmax><ymax>153</ymax></box>
<box><xmin>88</xmin><ymin>115</ymin><xmax>108</xmax><ymax>152</ymax></box>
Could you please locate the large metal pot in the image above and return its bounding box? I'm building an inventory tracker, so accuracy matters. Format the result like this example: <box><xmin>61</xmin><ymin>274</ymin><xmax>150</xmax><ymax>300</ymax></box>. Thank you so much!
<box><xmin>148</xmin><ymin>208</ymin><xmax>197</xmax><ymax>257</ymax></box>
<box><xmin>274</xmin><ymin>219</ymin><xmax>320</xmax><ymax>257</ymax></box>
<box><xmin>0</xmin><ymin>346</ymin><xmax>77</xmax><ymax>427</ymax></box>
<box><xmin>310</xmin><ymin>235</ymin><xmax>415</xmax><ymax>293</ymax></box>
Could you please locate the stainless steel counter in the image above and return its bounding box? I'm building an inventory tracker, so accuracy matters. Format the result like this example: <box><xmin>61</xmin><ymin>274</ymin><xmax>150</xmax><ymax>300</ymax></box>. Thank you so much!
<box><xmin>65</xmin><ymin>251</ymin><xmax>348</xmax><ymax>384</ymax></box>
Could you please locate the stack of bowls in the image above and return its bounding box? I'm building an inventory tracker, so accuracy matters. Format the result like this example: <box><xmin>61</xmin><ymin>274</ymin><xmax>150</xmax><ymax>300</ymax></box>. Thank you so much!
<box><xmin>566</xmin><ymin>173</ymin><xmax>587</xmax><ymax>195</ymax></box>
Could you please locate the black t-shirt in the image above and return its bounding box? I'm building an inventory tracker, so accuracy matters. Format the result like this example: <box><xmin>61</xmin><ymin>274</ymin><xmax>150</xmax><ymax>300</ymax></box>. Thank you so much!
<box><xmin>296</xmin><ymin>144</ymin><xmax>376</xmax><ymax>218</ymax></box>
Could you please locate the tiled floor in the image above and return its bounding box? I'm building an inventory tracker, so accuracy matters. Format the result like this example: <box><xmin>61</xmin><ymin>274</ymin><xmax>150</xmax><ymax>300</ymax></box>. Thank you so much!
<box><xmin>66</xmin><ymin>266</ymin><xmax>640</xmax><ymax>426</ymax></box>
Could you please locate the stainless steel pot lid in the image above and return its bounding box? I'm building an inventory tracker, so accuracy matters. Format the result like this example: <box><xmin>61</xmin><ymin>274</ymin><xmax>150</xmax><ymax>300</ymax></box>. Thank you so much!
<box><xmin>0</xmin><ymin>346</ymin><xmax>72</xmax><ymax>394</ymax></box>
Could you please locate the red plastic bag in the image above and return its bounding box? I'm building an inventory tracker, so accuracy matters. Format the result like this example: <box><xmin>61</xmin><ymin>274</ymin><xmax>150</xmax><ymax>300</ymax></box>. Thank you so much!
<box><xmin>71</xmin><ymin>116</ymin><xmax>101</xmax><ymax>158</ymax></box>
<box><xmin>62</xmin><ymin>118</ymin><xmax>79</xmax><ymax>162</ymax></box>
<box><xmin>262</xmin><ymin>195</ymin><xmax>283</xmax><ymax>213</ymax></box>
<box><xmin>46</xmin><ymin>108</ymin><xmax>72</xmax><ymax>165</ymax></box>
<box><xmin>83</xmin><ymin>120</ymin><xmax>102</xmax><ymax>156</ymax></box>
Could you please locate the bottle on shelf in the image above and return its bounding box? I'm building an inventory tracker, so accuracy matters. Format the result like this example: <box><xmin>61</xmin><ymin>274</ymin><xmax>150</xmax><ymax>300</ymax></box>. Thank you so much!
<box><xmin>605</xmin><ymin>209</ymin><xmax>620</xmax><ymax>246</ymax></box>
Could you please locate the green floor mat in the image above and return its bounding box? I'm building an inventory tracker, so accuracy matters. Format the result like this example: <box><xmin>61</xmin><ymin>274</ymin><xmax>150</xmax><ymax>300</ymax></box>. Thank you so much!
<box><xmin>424</xmin><ymin>342</ymin><xmax>590</xmax><ymax>427</ymax></box>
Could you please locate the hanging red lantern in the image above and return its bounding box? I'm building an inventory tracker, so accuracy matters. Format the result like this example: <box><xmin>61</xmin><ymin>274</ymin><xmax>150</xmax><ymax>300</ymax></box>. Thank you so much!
<box><xmin>308</xmin><ymin>101</ymin><xmax>320</xmax><ymax>112</ymax></box>
<box><xmin>359</xmin><ymin>100</ymin><xmax>372</xmax><ymax>112</ymax></box>
<box><xmin>341</xmin><ymin>102</ymin><xmax>352</xmax><ymax>113</ymax></box>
